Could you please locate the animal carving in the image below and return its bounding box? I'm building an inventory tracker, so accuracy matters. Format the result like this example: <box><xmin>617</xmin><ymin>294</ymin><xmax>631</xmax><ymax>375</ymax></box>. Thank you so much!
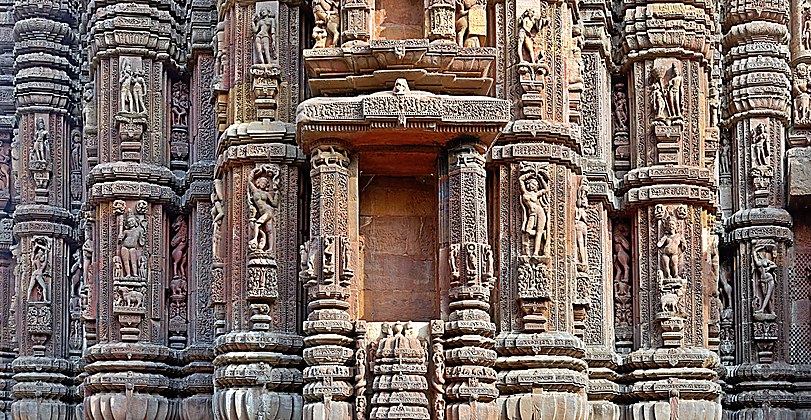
<box><xmin>661</xmin><ymin>292</ymin><xmax>679</xmax><ymax>314</ymax></box>
<box><xmin>119</xmin><ymin>286</ymin><xmax>144</xmax><ymax>308</ymax></box>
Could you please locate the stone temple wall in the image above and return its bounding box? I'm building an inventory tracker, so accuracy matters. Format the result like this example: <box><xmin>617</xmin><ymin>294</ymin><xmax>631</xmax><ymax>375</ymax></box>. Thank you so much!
<box><xmin>0</xmin><ymin>0</ymin><xmax>810</xmax><ymax>418</ymax></box>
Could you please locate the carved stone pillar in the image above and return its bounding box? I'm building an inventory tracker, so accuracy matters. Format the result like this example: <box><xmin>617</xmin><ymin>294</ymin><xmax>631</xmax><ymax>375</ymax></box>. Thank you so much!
<box><xmin>579</xmin><ymin>2</ymin><xmax>621</xmax><ymax>417</ymax></box>
<box><xmin>301</xmin><ymin>143</ymin><xmax>354</xmax><ymax>420</ymax></box>
<box><xmin>490</xmin><ymin>146</ymin><xmax>589</xmax><ymax>420</ymax></box>
<box><xmin>441</xmin><ymin>142</ymin><xmax>498</xmax><ymax>420</ymax></box>
<box><xmin>620</xmin><ymin>0</ymin><xmax>721</xmax><ymax>416</ymax></box>
<box><xmin>211</xmin><ymin>140</ymin><xmax>305</xmax><ymax>420</ymax></box>
<box><xmin>10</xmin><ymin>0</ymin><xmax>80</xmax><ymax>414</ymax></box>
<box><xmin>175</xmin><ymin>40</ymin><xmax>218</xmax><ymax>420</ymax></box>
<box><xmin>82</xmin><ymin>0</ymin><xmax>182</xmax><ymax>415</ymax></box>
<box><xmin>723</xmin><ymin>1</ymin><xmax>795</xmax><ymax>417</ymax></box>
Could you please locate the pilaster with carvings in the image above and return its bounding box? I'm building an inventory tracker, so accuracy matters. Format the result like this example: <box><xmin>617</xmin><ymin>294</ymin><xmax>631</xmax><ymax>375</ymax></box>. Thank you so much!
<box><xmin>442</xmin><ymin>142</ymin><xmax>499</xmax><ymax>420</ymax></box>
<box><xmin>211</xmin><ymin>139</ymin><xmax>305</xmax><ymax>420</ymax></box>
<box><xmin>10</xmin><ymin>0</ymin><xmax>82</xmax><ymax>414</ymax></box>
<box><xmin>301</xmin><ymin>143</ymin><xmax>354</xmax><ymax>420</ymax></box>
<box><xmin>722</xmin><ymin>0</ymin><xmax>797</xmax><ymax>417</ymax></box>
<box><xmin>82</xmin><ymin>0</ymin><xmax>187</xmax><ymax>415</ymax></box>
<box><xmin>618</xmin><ymin>0</ymin><xmax>722</xmax><ymax>414</ymax></box>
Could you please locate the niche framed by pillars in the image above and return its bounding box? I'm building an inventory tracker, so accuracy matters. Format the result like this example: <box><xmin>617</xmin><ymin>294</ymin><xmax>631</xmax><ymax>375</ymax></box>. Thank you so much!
<box><xmin>355</xmin><ymin>148</ymin><xmax>440</xmax><ymax>322</ymax></box>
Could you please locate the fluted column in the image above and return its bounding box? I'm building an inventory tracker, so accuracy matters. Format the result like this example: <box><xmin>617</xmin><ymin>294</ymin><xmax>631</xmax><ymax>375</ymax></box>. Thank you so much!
<box><xmin>10</xmin><ymin>0</ymin><xmax>81</xmax><ymax>415</ymax></box>
<box><xmin>722</xmin><ymin>0</ymin><xmax>795</xmax><ymax>418</ymax></box>
<box><xmin>619</xmin><ymin>0</ymin><xmax>721</xmax><ymax>416</ymax></box>
<box><xmin>301</xmin><ymin>143</ymin><xmax>355</xmax><ymax>420</ymax></box>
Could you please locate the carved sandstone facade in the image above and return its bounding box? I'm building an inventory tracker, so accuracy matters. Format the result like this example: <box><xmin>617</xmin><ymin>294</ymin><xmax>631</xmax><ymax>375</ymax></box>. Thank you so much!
<box><xmin>2</xmin><ymin>0</ymin><xmax>811</xmax><ymax>419</ymax></box>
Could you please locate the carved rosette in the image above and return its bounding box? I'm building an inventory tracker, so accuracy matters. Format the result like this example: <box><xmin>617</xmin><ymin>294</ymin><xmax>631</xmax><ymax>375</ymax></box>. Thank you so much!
<box><xmin>302</xmin><ymin>145</ymin><xmax>354</xmax><ymax>420</ymax></box>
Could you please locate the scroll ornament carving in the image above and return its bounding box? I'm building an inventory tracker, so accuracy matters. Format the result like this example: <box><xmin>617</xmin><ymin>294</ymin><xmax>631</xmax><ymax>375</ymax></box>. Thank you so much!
<box><xmin>354</xmin><ymin>322</ymin><xmax>368</xmax><ymax>420</ymax></box>
<box><xmin>119</xmin><ymin>61</ymin><xmax>147</xmax><ymax>115</ymax></box>
<box><xmin>455</xmin><ymin>0</ymin><xmax>486</xmax><ymax>47</ymax></box>
<box><xmin>429</xmin><ymin>321</ymin><xmax>446</xmax><ymax>420</ymax></box>
<box><xmin>312</xmin><ymin>0</ymin><xmax>340</xmax><ymax>48</ymax></box>
<box><xmin>253</xmin><ymin>9</ymin><xmax>276</xmax><ymax>65</ymax></box>
<box><xmin>651</xmin><ymin>64</ymin><xmax>684</xmax><ymax>126</ymax></box>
